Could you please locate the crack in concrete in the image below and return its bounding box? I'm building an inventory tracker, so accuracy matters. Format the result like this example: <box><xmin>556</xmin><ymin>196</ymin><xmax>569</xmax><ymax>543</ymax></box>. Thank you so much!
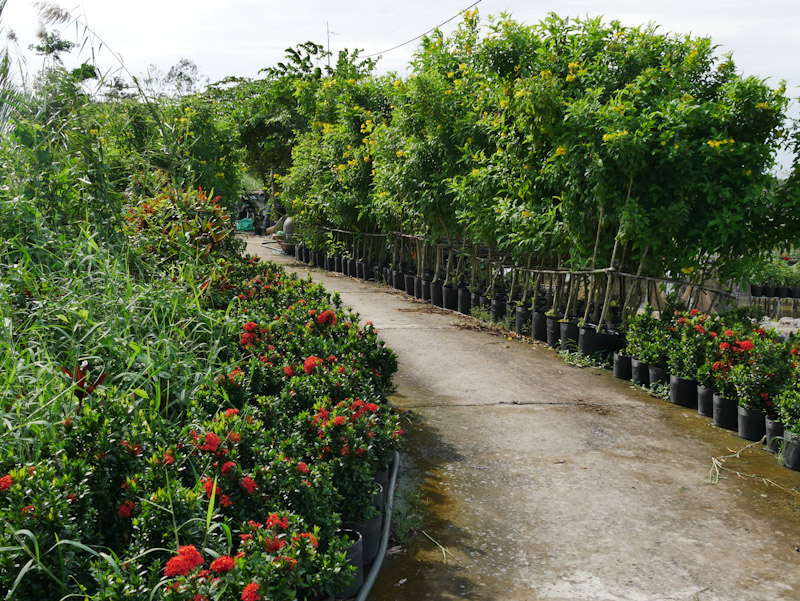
<box><xmin>399</xmin><ymin>399</ymin><xmax>599</xmax><ymax>409</ymax></box>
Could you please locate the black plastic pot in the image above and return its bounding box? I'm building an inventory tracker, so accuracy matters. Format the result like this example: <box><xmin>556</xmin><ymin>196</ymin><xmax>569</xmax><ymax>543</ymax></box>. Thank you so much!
<box><xmin>784</xmin><ymin>432</ymin><xmax>800</xmax><ymax>471</ymax></box>
<box><xmin>347</xmin><ymin>259</ymin><xmax>357</xmax><ymax>277</ymax></box>
<box><xmin>431</xmin><ymin>282</ymin><xmax>444</xmax><ymax>307</ymax></box>
<box><xmin>414</xmin><ymin>276</ymin><xmax>423</xmax><ymax>299</ymax></box>
<box><xmin>749</xmin><ymin>284</ymin><xmax>763</xmax><ymax>297</ymax></box>
<box><xmin>392</xmin><ymin>270</ymin><xmax>404</xmax><ymax>290</ymax></box>
<box><xmin>421</xmin><ymin>278</ymin><xmax>431</xmax><ymax>302</ymax></box>
<box><xmin>765</xmin><ymin>417</ymin><xmax>784</xmax><ymax>454</ymax></box>
<box><xmin>471</xmin><ymin>291</ymin><xmax>481</xmax><ymax>310</ymax></box>
<box><xmin>578</xmin><ymin>326</ymin><xmax>618</xmax><ymax>362</ymax></box>
<box><xmin>532</xmin><ymin>311</ymin><xmax>548</xmax><ymax>342</ymax></box>
<box><xmin>669</xmin><ymin>375</ymin><xmax>698</xmax><ymax>409</ymax></box>
<box><xmin>648</xmin><ymin>366</ymin><xmax>669</xmax><ymax>387</ymax></box>
<box><xmin>443</xmin><ymin>286</ymin><xmax>458</xmax><ymax>310</ymax></box>
<box><xmin>697</xmin><ymin>385</ymin><xmax>714</xmax><ymax>417</ymax></box>
<box><xmin>613</xmin><ymin>352</ymin><xmax>632</xmax><ymax>380</ymax></box>
<box><xmin>712</xmin><ymin>392</ymin><xmax>738</xmax><ymax>431</ymax></box>
<box><xmin>793</xmin><ymin>287</ymin><xmax>800</xmax><ymax>299</ymax></box>
<box><xmin>295</xmin><ymin>245</ymin><xmax>303</xmax><ymax>261</ymax></box>
<box><xmin>631</xmin><ymin>359</ymin><xmax>649</xmax><ymax>386</ymax></box>
<box><xmin>737</xmin><ymin>406</ymin><xmax>766</xmax><ymax>442</ymax></box>
<box><xmin>337</xmin><ymin>528</ymin><xmax>364</xmax><ymax>598</ymax></box>
<box><xmin>545</xmin><ymin>315</ymin><xmax>561</xmax><ymax>348</ymax></box>
<box><xmin>458</xmin><ymin>288</ymin><xmax>472</xmax><ymax>315</ymax></box>
<box><xmin>479</xmin><ymin>295</ymin><xmax>491</xmax><ymax>310</ymax></box>
<box><xmin>763</xmin><ymin>285</ymin><xmax>777</xmax><ymax>297</ymax></box>
<box><xmin>490</xmin><ymin>298</ymin><xmax>506</xmax><ymax>322</ymax></box>
<box><xmin>559</xmin><ymin>321</ymin><xmax>580</xmax><ymax>351</ymax></box>
<box><xmin>404</xmin><ymin>274</ymin><xmax>416</xmax><ymax>296</ymax></box>
<box><xmin>778</xmin><ymin>286</ymin><xmax>790</xmax><ymax>298</ymax></box>
<box><xmin>515</xmin><ymin>306</ymin><xmax>531</xmax><ymax>336</ymax></box>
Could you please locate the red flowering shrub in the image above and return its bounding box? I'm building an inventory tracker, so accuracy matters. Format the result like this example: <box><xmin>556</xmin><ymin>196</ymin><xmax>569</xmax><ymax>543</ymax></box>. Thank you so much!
<box><xmin>164</xmin><ymin>545</ymin><xmax>205</xmax><ymax>577</ymax></box>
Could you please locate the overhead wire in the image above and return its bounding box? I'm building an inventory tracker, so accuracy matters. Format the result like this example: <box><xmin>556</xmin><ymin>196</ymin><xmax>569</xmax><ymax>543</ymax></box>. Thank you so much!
<box><xmin>361</xmin><ymin>0</ymin><xmax>482</xmax><ymax>58</ymax></box>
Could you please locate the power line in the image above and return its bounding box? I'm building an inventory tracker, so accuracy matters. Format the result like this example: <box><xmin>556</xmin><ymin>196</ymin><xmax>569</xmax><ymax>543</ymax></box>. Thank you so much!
<box><xmin>361</xmin><ymin>0</ymin><xmax>482</xmax><ymax>59</ymax></box>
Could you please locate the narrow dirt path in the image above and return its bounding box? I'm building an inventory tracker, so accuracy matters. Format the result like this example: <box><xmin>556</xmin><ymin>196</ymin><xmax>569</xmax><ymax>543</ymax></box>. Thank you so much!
<box><xmin>248</xmin><ymin>238</ymin><xmax>800</xmax><ymax>601</ymax></box>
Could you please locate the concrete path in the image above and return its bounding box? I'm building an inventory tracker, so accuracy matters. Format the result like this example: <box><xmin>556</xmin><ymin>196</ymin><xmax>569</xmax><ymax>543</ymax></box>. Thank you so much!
<box><xmin>247</xmin><ymin>237</ymin><xmax>800</xmax><ymax>601</ymax></box>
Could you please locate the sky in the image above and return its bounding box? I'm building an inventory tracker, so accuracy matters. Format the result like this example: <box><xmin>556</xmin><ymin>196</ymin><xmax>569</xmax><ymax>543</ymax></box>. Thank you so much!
<box><xmin>3</xmin><ymin>0</ymin><xmax>799</xmax><ymax>168</ymax></box>
<box><xmin>4</xmin><ymin>0</ymin><xmax>799</xmax><ymax>89</ymax></box>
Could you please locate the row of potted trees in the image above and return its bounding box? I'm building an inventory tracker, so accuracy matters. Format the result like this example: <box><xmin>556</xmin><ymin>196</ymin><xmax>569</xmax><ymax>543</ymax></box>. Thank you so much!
<box><xmin>615</xmin><ymin>306</ymin><xmax>800</xmax><ymax>468</ymax></box>
<box><xmin>295</xmin><ymin>243</ymin><xmax>624</xmax><ymax>358</ymax></box>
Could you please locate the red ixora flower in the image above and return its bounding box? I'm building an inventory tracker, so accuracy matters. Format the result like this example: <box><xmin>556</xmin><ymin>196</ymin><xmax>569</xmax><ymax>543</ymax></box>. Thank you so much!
<box><xmin>719</xmin><ymin>342</ymin><xmax>731</xmax><ymax>351</ymax></box>
<box><xmin>21</xmin><ymin>505</ymin><xmax>35</xmax><ymax>516</ymax></box>
<box><xmin>164</xmin><ymin>545</ymin><xmax>204</xmax><ymax>578</ymax></box>
<box><xmin>199</xmin><ymin>432</ymin><xmax>221</xmax><ymax>452</ymax></box>
<box><xmin>240</xmin><ymin>475</ymin><xmax>258</xmax><ymax>494</ymax></box>
<box><xmin>304</xmin><ymin>356</ymin><xmax>322</xmax><ymax>374</ymax></box>
<box><xmin>242</xmin><ymin>321</ymin><xmax>259</xmax><ymax>333</ymax></box>
<box><xmin>694</xmin><ymin>325</ymin><xmax>705</xmax><ymax>334</ymax></box>
<box><xmin>241</xmin><ymin>582</ymin><xmax>261</xmax><ymax>601</ymax></box>
<box><xmin>316</xmin><ymin>310</ymin><xmax>337</xmax><ymax>325</ymax></box>
<box><xmin>210</xmin><ymin>555</ymin><xmax>236</xmax><ymax>573</ymax></box>
<box><xmin>761</xmin><ymin>392</ymin><xmax>770</xmax><ymax>400</ymax></box>
<box><xmin>736</xmin><ymin>340</ymin><xmax>755</xmax><ymax>352</ymax></box>
<box><xmin>221</xmin><ymin>461</ymin><xmax>237</xmax><ymax>476</ymax></box>
<box><xmin>332</xmin><ymin>416</ymin><xmax>345</xmax><ymax>427</ymax></box>
<box><xmin>297</xmin><ymin>461</ymin><xmax>309</xmax><ymax>474</ymax></box>
<box><xmin>689</xmin><ymin>308</ymin><xmax>700</xmax><ymax>316</ymax></box>
<box><xmin>723</xmin><ymin>329</ymin><xmax>734</xmax><ymax>337</ymax></box>
<box><xmin>0</xmin><ymin>474</ymin><xmax>11</xmax><ymax>491</ymax></box>
<box><xmin>283</xmin><ymin>365</ymin><xmax>295</xmax><ymax>378</ymax></box>
<box><xmin>118</xmin><ymin>500</ymin><xmax>135</xmax><ymax>519</ymax></box>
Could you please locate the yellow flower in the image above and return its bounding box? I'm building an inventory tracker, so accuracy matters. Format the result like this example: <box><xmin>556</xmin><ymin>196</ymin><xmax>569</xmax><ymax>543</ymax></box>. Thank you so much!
<box><xmin>680</xmin><ymin>267</ymin><xmax>695</xmax><ymax>275</ymax></box>
<box><xmin>568</xmin><ymin>61</ymin><xmax>580</xmax><ymax>70</ymax></box>
<box><xmin>521</xmin><ymin>210</ymin><xmax>531</xmax><ymax>218</ymax></box>
<box><xmin>555</xmin><ymin>146</ymin><xmax>567</xmax><ymax>156</ymax></box>
<box><xmin>566</xmin><ymin>74</ymin><xmax>576</xmax><ymax>82</ymax></box>
<box><xmin>89</xmin><ymin>129</ymin><xmax>98</xmax><ymax>136</ymax></box>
